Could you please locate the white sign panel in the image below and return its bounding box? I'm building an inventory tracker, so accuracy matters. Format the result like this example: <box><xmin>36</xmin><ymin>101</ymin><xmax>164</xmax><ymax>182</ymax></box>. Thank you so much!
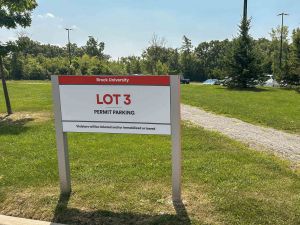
<box><xmin>57</xmin><ymin>76</ymin><xmax>171</xmax><ymax>135</ymax></box>
<box><xmin>51</xmin><ymin>75</ymin><xmax>182</xmax><ymax>201</ymax></box>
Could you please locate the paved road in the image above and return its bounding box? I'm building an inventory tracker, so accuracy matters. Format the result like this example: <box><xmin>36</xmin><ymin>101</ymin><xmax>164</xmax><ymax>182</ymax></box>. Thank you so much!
<box><xmin>182</xmin><ymin>104</ymin><xmax>300</xmax><ymax>163</ymax></box>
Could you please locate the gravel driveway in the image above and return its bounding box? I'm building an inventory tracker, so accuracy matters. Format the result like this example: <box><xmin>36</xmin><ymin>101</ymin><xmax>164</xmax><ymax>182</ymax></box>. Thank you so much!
<box><xmin>182</xmin><ymin>104</ymin><xmax>300</xmax><ymax>163</ymax></box>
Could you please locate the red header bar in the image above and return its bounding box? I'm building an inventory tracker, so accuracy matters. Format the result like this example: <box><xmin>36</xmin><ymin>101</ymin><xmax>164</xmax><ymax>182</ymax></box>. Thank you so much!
<box><xmin>58</xmin><ymin>75</ymin><xmax>170</xmax><ymax>86</ymax></box>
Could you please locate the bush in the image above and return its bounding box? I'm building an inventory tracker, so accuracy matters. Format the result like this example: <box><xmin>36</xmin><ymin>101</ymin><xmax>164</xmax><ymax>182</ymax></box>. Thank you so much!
<box><xmin>23</xmin><ymin>57</ymin><xmax>46</xmax><ymax>80</ymax></box>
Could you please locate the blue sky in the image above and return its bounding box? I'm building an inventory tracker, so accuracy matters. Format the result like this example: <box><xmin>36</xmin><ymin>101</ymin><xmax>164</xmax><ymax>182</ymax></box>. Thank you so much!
<box><xmin>1</xmin><ymin>0</ymin><xmax>300</xmax><ymax>58</ymax></box>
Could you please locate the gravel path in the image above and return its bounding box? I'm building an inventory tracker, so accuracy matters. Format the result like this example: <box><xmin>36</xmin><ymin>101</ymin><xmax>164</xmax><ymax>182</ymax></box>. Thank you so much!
<box><xmin>182</xmin><ymin>104</ymin><xmax>300</xmax><ymax>163</ymax></box>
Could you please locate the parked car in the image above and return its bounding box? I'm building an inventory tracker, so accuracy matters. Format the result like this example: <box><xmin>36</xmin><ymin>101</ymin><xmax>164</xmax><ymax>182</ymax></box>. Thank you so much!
<box><xmin>219</xmin><ymin>77</ymin><xmax>230</xmax><ymax>86</ymax></box>
<box><xmin>180</xmin><ymin>75</ymin><xmax>190</xmax><ymax>84</ymax></box>
<box><xmin>263</xmin><ymin>74</ymin><xmax>279</xmax><ymax>87</ymax></box>
<box><xmin>203</xmin><ymin>79</ymin><xmax>220</xmax><ymax>85</ymax></box>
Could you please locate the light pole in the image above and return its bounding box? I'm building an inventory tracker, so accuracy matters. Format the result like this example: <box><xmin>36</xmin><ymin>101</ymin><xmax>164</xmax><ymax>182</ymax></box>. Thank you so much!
<box><xmin>243</xmin><ymin>0</ymin><xmax>248</xmax><ymax>20</ymax></box>
<box><xmin>277</xmin><ymin>13</ymin><xmax>289</xmax><ymax>69</ymax></box>
<box><xmin>65</xmin><ymin>28</ymin><xmax>73</xmax><ymax>74</ymax></box>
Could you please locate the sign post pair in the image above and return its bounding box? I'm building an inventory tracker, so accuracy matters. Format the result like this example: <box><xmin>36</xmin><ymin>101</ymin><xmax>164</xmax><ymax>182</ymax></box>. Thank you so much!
<box><xmin>51</xmin><ymin>75</ymin><xmax>182</xmax><ymax>202</ymax></box>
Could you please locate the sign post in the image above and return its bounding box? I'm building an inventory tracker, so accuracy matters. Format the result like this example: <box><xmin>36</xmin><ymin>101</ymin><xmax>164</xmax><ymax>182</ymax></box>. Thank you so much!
<box><xmin>52</xmin><ymin>76</ymin><xmax>71</xmax><ymax>194</ymax></box>
<box><xmin>170</xmin><ymin>75</ymin><xmax>181</xmax><ymax>202</ymax></box>
<box><xmin>51</xmin><ymin>75</ymin><xmax>181</xmax><ymax>201</ymax></box>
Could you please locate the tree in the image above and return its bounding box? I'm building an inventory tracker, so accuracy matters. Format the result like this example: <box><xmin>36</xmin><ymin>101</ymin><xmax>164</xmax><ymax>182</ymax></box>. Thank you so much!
<box><xmin>23</xmin><ymin>56</ymin><xmax>45</xmax><ymax>80</ymax></box>
<box><xmin>0</xmin><ymin>43</ymin><xmax>17</xmax><ymax>114</ymax></box>
<box><xmin>195</xmin><ymin>39</ymin><xmax>231</xmax><ymax>80</ymax></box>
<box><xmin>288</xmin><ymin>28</ymin><xmax>300</xmax><ymax>85</ymax></box>
<box><xmin>254</xmin><ymin>38</ymin><xmax>273</xmax><ymax>74</ymax></box>
<box><xmin>78</xmin><ymin>54</ymin><xmax>91</xmax><ymax>75</ymax></box>
<box><xmin>0</xmin><ymin>0</ymin><xmax>37</xmax><ymax>114</ymax></box>
<box><xmin>180</xmin><ymin>36</ymin><xmax>194</xmax><ymax>79</ymax></box>
<box><xmin>10</xmin><ymin>52</ymin><xmax>24</xmax><ymax>79</ymax></box>
<box><xmin>155</xmin><ymin>60</ymin><xmax>169</xmax><ymax>75</ymax></box>
<box><xmin>85</xmin><ymin>36</ymin><xmax>105</xmax><ymax>59</ymax></box>
<box><xmin>121</xmin><ymin>56</ymin><xmax>142</xmax><ymax>75</ymax></box>
<box><xmin>142</xmin><ymin>34</ymin><xmax>168</xmax><ymax>74</ymax></box>
<box><xmin>270</xmin><ymin>26</ymin><xmax>289</xmax><ymax>82</ymax></box>
<box><xmin>167</xmin><ymin>49</ymin><xmax>181</xmax><ymax>75</ymax></box>
<box><xmin>225</xmin><ymin>18</ymin><xmax>263</xmax><ymax>88</ymax></box>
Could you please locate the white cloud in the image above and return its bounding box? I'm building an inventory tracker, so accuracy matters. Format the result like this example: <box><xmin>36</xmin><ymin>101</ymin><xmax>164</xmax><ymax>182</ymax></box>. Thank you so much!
<box><xmin>7</xmin><ymin>36</ymin><xmax>17</xmax><ymax>41</ymax></box>
<box><xmin>0</xmin><ymin>36</ymin><xmax>17</xmax><ymax>43</ymax></box>
<box><xmin>46</xmin><ymin>13</ymin><xmax>55</xmax><ymax>18</ymax></box>
<box><xmin>37</xmin><ymin>13</ymin><xmax>55</xmax><ymax>19</ymax></box>
<box><xmin>71</xmin><ymin>25</ymin><xmax>79</xmax><ymax>30</ymax></box>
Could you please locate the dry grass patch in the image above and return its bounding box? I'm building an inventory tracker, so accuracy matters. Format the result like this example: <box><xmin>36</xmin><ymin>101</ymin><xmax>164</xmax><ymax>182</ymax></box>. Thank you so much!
<box><xmin>182</xmin><ymin>184</ymin><xmax>223</xmax><ymax>225</ymax></box>
<box><xmin>0</xmin><ymin>111</ymin><xmax>52</xmax><ymax>124</ymax></box>
<box><xmin>0</xmin><ymin>187</ymin><xmax>60</xmax><ymax>221</ymax></box>
<box><xmin>0</xmin><ymin>183</ymin><xmax>223</xmax><ymax>225</ymax></box>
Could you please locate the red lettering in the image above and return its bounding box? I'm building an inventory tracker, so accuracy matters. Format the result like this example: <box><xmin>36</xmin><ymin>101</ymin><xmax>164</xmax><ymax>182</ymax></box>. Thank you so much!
<box><xmin>113</xmin><ymin>94</ymin><xmax>121</xmax><ymax>105</ymax></box>
<box><xmin>96</xmin><ymin>94</ymin><xmax>132</xmax><ymax>105</ymax></box>
<box><xmin>96</xmin><ymin>94</ymin><xmax>103</xmax><ymax>104</ymax></box>
<box><xmin>103</xmin><ymin>94</ymin><xmax>113</xmax><ymax>104</ymax></box>
<box><xmin>124</xmin><ymin>94</ymin><xmax>131</xmax><ymax>105</ymax></box>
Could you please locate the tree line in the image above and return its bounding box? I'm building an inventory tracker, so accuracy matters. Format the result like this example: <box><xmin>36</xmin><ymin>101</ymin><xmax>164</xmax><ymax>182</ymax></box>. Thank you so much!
<box><xmin>2</xmin><ymin>26</ymin><xmax>299</xmax><ymax>87</ymax></box>
<box><xmin>1</xmin><ymin>0</ymin><xmax>299</xmax><ymax>115</ymax></box>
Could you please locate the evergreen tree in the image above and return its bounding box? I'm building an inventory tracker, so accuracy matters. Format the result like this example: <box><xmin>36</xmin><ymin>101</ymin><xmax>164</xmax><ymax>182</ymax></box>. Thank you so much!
<box><xmin>225</xmin><ymin>18</ymin><xmax>263</xmax><ymax>88</ymax></box>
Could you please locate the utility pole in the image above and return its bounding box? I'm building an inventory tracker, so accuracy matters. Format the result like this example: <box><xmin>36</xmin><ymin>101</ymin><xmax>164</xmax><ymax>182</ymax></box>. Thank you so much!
<box><xmin>277</xmin><ymin>13</ymin><xmax>289</xmax><ymax>69</ymax></box>
<box><xmin>65</xmin><ymin>28</ymin><xmax>73</xmax><ymax>74</ymax></box>
<box><xmin>243</xmin><ymin>0</ymin><xmax>248</xmax><ymax>20</ymax></box>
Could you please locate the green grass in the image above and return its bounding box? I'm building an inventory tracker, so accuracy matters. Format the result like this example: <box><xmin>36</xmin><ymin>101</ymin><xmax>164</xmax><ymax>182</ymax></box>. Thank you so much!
<box><xmin>0</xmin><ymin>81</ymin><xmax>300</xmax><ymax>224</ymax></box>
<box><xmin>0</xmin><ymin>80</ymin><xmax>52</xmax><ymax>113</ymax></box>
<box><xmin>182</xmin><ymin>85</ymin><xmax>300</xmax><ymax>134</ymax></box>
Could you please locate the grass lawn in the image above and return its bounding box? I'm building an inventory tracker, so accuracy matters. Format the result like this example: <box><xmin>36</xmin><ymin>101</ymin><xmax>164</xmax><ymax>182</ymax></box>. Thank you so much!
<box><xmin>182</xmin><ymin>85</ymin><xmax>300</xmax><ymax>134</ymax></box>
<box><xmin>0</xmin><ymin>80</ymin><xmax>52</xmax><ymax>113</ymax></box>
<box><xmin>0</xmin><ymin>81</ymin><xmax>300</xmax><ymax>224</ymax></box>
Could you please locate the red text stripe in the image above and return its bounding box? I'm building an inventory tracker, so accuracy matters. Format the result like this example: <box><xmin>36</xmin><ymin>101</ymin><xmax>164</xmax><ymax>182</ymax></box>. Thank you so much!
<box><xmin>58</xmin><ymin>75</ymin><xmax>170</xmax><ymax>86</ymax></box>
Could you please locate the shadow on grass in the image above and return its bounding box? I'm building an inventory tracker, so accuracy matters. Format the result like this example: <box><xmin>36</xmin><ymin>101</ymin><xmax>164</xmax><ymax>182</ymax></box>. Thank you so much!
<box><xmin>52</xmin><ymin>193</ymin><xmax>191</xmax><ymax>225</ymax></box>
<box><xmin>216</xmin><ymin>86</ymin><xmax>271</xmax><ymax>92</ymax></box>
<box><xmin>0</xmin><ymin>116</ymin><xmax>33</xmax><ymax>135</ymax></box>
